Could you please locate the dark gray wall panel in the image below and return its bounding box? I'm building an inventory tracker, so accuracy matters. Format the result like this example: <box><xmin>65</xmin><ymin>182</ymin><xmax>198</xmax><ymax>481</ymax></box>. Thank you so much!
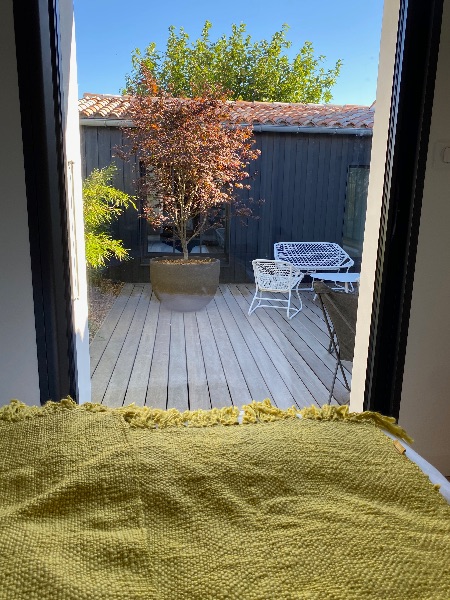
<box><xmin>80</xmin><ymin>126</ymin><xmax>372</xmax><ymax>282</ymax></box>
<box><xmin>82</xmin><ymin>126</ymin><xmax>139</xmax><ymax>267</ymax></box>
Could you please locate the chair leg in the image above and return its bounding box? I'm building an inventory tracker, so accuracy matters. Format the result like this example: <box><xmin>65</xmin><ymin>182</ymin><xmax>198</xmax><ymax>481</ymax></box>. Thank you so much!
<box><xmin>328</xmin><ymin>360</ymin><xmax>339</xmax><ymax>404</ymax></box>
<box><xmin>286</xmin><ymin>288</ymin><xmax>292</xmax><ymax>318</ymax></box>
<box><xmin>338</xmin><ymin>356</ymin><xmax>351</xmax><ymax>392</ymax></box>
<box><xmin>249</xmin><ymin>285</ymin><xmax>302</xmax><ymax>319</ymax></box>
<box><xmin>248</xmin><ymin>288</ymin><xmax>260</xmax><ymax>315</ymax></box>
<box><xmin>295</xmin><ymin>284</ymin><xmax>303</xmax><ymax>312</ymax></box>
<box><xmin>287</xmin><ymin>286</ymin><xmax>302</xmax><ymax>319</ymax></box>
<box><xmin>328</xmin><ymin>327</ymin><xmax>335</xmax><ymax>353</ymax></box>
<box><xmin>318</xmin><ymin>296</ymin><xmax>337</xmax><ymax>355</ymax></box>
<box><xmin>329</xmin><ymin>355</ymin><xmax>351</xmax><ymax>404</ymax></box>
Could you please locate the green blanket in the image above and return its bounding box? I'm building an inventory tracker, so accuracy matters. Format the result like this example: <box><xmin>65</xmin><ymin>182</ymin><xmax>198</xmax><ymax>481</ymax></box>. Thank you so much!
<box><xmin>0</xmin><ymin>400</ymin><xmax>449</xmax><ymax>599</ymax></box>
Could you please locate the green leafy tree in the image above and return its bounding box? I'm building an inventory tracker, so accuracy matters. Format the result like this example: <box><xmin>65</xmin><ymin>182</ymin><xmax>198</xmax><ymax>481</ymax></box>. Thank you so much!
<box><xmin>124</xmin><ymin>22</ymin><xmax>342</xmax><ymax>103</ymax></box>
<box><xmin>83</xmin><ymin>165</ymin><xmax>136</xmax><ymax>270</ymax></box>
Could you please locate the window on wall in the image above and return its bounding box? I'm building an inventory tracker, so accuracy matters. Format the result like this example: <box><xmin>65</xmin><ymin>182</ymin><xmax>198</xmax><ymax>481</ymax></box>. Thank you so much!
<box><xmin>342</xmin><ymin>166</ymin><xmax>370</xmax><ymax>261</ymax></box>
<box><xmin>144</xmin><ymin>211</ymin><xmax>230</xmax><ymax>256</ymax></box>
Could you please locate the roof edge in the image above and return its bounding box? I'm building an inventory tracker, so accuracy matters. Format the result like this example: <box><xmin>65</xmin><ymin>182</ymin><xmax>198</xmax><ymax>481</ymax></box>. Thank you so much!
<box><xmin>79</xmin><ymin>118</ymin><xmax>373</xmax><ymax>135</ymax></box>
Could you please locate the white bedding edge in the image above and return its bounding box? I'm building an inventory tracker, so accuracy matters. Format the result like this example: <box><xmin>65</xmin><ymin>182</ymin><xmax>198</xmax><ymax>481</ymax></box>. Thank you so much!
<box><xmin>382</xmin><ymin>430</ymin><xmax>450</xmax><ymax>503</ymax></box>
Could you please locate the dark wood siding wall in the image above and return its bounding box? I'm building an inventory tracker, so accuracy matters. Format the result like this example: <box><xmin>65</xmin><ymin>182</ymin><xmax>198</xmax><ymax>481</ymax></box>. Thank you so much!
<box><xmin>80</xmin><ymin>126</ymin><xmax>372</xmax><ymax>283</ymax></box>
<box><xmin>80</xmin><ymin>126</ymin><xmax>141</xmax><ymax>275</ymax></box>
<box><xmin>227</xmin><ymin>132</ymin><xmax>372</xmax><ymax>281</ymax></box>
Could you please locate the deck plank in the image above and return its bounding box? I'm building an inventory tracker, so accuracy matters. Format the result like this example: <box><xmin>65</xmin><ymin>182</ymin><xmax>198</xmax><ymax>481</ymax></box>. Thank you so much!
<box><xmin>146</xmin><ymin>306</ymin><xmax>171</xmax><ymax>409</ymax></box>
<box><xmin>167</xmin><ymin>311</ymin><xmax>189</xmax><ymax>411</ymax></box>
<box><xmin>101</xmin><ymin>286</ymin><xmax>152</xmax><ymax>408</ymax></box>
<box><xmin>205</xmin><ymin>299</ymin><xmax>253</xmax><ymax>405</ymax></box>
<box><xmin>301</xmin><ymin>298</ymin><xmax>332</xmax><ymax>335</ymax></box>
<box><xmin>91</xmin><ymin>283</ymin><xmax>352</xmax><ymax>410</ymax></box>
<box><xmin>89</xmin><ymin>283</ymin><xmax>134</xmax><ymax>376</ymax></box>
<box><xmin>243</xmin><ymin>283</ymin><xmax>351</xmax><ymax>385</ymax></box>
<box><xmin>195</xmin><ymin>310</ymin><xmax>232</xmax><ymax>408</ymax></box>
<box><xmin>184</xmin><ymin>312</ymin><xmax>211</xmax><ymax>410</ymax></box>
<box><xmin>91</xmin><ymin>285</ymin><xmax>144</xmax><ymax>403</ymax></box>
<box><xmin>211</xmin><ymin>293</ymin><xmax>274</xmax><ymax>404</ymax></box>
<box><xmin>236</xmin><ymin>285</ymin><xmax>346</xmax><ymax>405</ymax></box>
<box><xmin>217</xmin><ymin>287</ymin><xmax>296</xmax><ymax>409</ymax></box>
<box><xmin>297</xmin><ymin>293</ymin><xmax>352</xmax><ymax>380</ymax></box>
<box><xmin>124</xmin><ymin>285</ymin><xmax>160</xmax><ymax>407</ymax></box>
<box><xmin>225</xmin><ymin>286</ymin><xmax>317</xmax><ymax>408</ymax></box>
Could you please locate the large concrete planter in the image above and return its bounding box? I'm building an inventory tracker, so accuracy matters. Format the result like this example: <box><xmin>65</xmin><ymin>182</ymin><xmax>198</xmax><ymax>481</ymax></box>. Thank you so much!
<box><xmin>150</xmin><ymin>257</ymin><xmax>220</xmax><ymax>312</ymax></box>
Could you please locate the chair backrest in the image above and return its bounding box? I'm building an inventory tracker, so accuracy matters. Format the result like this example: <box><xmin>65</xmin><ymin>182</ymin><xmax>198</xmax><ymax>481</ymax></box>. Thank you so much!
<box><xmin>314</xmin><ymin>282</ymin><xmax>358</xmax><ymax>361</ymax></box>
<box><xmin>252</xmin><ymin>260</ymin><xmax>300</xmax><ymax>291</ymax></box>
<box><xmin>274</xmin><ymin>242</ymin><xmax>354</xmax><ymax>270</ymax></box>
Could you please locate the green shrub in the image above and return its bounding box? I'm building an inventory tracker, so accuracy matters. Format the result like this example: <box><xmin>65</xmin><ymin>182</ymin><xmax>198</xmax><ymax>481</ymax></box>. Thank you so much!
<box><xmin>83</xmin><ymin>165</ymin><xmax>136</xmax><ymax>270</ymax></box>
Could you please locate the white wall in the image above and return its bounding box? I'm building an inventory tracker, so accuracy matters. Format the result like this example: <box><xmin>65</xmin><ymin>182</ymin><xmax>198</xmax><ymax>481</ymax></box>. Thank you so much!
<box><xmin>59</xmin><ymin>0</ymin><xmax>91</xmax><ymax>403</ymax></box>
<box><xmin>0</xmin><ymin>0</ymin><xmax>40</xmax><ymax>405</ymax></box>
<box><xmin>350</xmin><ymin>0</ymin><xmax>400</xmax><ymax>412</ymax></box>
<box><xmin>399</xmin><ymin>0</ymin><xmax>450</xmax><ymax>475</ymax></box>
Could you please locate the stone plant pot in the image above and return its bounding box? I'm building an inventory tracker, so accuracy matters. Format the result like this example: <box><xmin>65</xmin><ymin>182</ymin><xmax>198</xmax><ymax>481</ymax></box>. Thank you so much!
<box><xmin>150</xmin><ymin>256</ymin><xmax>220</xmax><ymax>312</ymax></box>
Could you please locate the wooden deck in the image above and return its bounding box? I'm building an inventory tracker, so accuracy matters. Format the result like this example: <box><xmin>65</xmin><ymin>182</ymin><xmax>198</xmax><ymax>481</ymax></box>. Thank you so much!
<box><xmin>90</xmin><ymin>283</ymin><xmax>351</xmax><ymax>410</ymax></box>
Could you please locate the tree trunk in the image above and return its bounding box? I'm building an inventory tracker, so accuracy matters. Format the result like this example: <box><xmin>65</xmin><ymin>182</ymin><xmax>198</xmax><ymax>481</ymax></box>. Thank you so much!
<box><xmin>181</xmin><ymin>239</ymin><xmax>189</xmax><ymax>261</ymax></box>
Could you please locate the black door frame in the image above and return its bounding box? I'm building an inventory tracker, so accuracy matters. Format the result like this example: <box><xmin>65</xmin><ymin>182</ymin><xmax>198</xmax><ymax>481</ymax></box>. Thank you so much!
<box><xmin>363</xmin><ymin>0</ymin><xmax>444</xmax><ymax>418</ymax></box>
<box><xmin>13</xmin><ymin>0</ymin><xmax>77</xmax><ymax>403</ymax></box>
<box><xmin>12</xmin><ymin>0</ymin><xmax>445</xmax><ymax>411</ymax></box>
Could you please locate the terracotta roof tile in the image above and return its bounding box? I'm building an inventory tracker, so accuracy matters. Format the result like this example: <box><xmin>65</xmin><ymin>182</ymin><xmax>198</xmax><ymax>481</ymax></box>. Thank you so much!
<box><xmin>78</xmin><ymin>94</ymin><xmax>374</xmax><ymax>129</ymax></box>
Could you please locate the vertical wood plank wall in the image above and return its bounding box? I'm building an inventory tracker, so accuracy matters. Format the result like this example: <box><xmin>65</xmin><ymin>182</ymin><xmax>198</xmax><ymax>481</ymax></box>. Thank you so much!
<box><xmin>80</xmin><ymin>127</ymin><xmax>372</xmax><ymax>283</ymax></box>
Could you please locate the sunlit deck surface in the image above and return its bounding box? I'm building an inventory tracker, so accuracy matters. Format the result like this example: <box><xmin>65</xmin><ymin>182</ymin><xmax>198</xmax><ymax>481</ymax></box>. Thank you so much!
<box><xmin>90</xmin><ymin>283</ymin><xmax>351</xmax><ymax>410</ymax></box>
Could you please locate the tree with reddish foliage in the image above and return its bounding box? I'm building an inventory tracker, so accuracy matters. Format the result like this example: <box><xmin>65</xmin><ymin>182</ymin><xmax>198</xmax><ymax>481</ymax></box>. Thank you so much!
<box><xmin>122</xmin><ymin>70</ymin><xmax>261</xmax><ymax>260</ymax></box>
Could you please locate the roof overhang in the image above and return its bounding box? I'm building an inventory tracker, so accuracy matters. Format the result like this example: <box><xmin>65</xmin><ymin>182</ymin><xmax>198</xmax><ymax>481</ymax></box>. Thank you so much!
<box><xmin>79</xmin><ymin>118</ymin><xmax>372</xmax><ymax>136</ymax></box>
<box><xmin>79</xmin><ymin>118</ymin><xmax>134</xmax><ymax>127</ymax></box>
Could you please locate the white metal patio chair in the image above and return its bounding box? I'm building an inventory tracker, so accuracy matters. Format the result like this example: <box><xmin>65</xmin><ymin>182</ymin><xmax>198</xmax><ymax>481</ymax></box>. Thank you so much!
<box><xmin>248</xmin><ymin>260</ymin><xmax>305</xmax><ymax>319</ymax></box>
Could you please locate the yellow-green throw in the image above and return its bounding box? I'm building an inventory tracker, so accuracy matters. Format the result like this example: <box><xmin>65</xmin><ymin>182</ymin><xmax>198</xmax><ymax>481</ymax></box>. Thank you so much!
<box><xmin>0</xmin><ymin>399</ymin><xmax>449</xmax><ymax>599</ymax></box>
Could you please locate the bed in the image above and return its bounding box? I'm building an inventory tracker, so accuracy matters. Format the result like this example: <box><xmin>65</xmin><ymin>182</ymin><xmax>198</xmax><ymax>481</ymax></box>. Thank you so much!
<box><xmin>0</xmin><ymin>399</ymin><xmax>449</xmax><ymax>599</ymax></box>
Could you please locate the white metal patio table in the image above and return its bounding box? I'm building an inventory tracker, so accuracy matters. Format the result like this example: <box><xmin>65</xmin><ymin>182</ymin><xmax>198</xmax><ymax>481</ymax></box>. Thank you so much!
<box><xmin>273</xmin><ymin>242</ymin><xmax>354</xmax><ymax>290</ymax></box>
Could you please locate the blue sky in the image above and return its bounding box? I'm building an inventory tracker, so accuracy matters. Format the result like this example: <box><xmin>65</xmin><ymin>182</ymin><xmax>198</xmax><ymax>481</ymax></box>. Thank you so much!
<box><xmin>73</xmin><ymin>0</ymin><xmax>384</xmax><ymax>106</ymax></box>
